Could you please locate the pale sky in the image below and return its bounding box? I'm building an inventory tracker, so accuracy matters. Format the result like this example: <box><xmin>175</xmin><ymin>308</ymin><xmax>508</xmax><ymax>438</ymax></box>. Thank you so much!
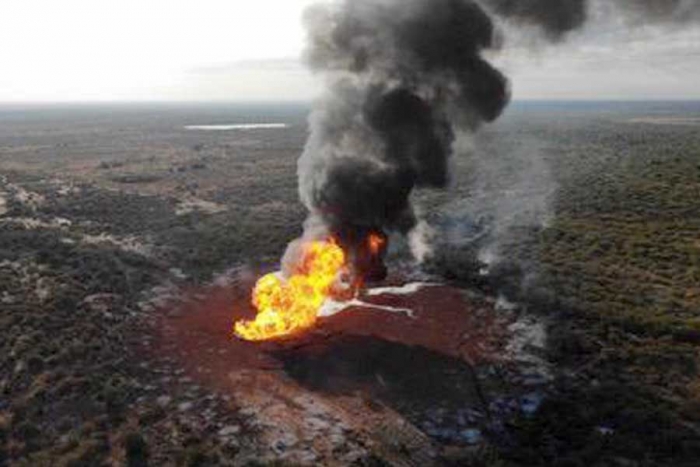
<box><xmin>0</xmin><ymin>0</ymin><xmax>698</xmax><ymax>102</ymax></box>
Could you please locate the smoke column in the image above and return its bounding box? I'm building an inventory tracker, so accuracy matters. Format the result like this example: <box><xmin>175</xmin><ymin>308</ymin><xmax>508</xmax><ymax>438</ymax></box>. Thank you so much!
<box><xmin>297</xmin><ymin>0</ymin><xmax>510</xmax><ymax>274</ymax></box>
<box><xmin>293</xmin><ymin>0</ymin><xmax>700</xmax><ymax>277</ymax></box>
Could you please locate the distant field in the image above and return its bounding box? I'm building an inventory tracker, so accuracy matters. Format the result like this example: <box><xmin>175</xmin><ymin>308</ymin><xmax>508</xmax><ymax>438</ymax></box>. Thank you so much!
<box><xmin>628</xmin><ymin>117</ymin><xmax>700</xmax><ymax>126</ymax></box>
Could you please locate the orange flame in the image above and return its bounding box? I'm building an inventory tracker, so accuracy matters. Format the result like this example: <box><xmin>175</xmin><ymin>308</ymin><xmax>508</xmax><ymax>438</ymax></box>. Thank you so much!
<box><xmin>368</xmin><ymin>232</ymin><xmax>386</xmax><ymax>256</ymax></box>
<box><xmin>234</xmin><ymin>240</ymin><xmax>346</xmax><ymax>341</ymax></box>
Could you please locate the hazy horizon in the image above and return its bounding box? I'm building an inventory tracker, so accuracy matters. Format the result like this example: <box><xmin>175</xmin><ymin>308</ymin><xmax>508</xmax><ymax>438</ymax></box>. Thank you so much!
<box><xmin>2</xmin><ymin>98</ymin><xmax>700</xmax><ymax>108</ymax></box>
<box><xmin>2</xmin><ymin>0</ymin><xmax>699</xmax><ymax>103</ymax></box>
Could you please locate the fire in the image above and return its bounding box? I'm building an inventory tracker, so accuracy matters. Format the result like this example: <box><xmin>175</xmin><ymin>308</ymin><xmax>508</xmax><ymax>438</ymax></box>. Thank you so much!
<box><xmin>234</xmin><ymin>239</ymin><xmax>347</xmax><ymax>341</ymax></box>
<box><xmin>367</xmin><ymin>232</ymin><xmax>386</xmax><ymax>256</ymax></box>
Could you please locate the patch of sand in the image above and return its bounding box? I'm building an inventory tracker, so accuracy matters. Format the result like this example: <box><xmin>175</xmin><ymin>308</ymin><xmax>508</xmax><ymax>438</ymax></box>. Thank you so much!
<box><xmin>175</xmin><ymin>198</ymin><xmax>227</xmax><ymax>216</ymax></box>
<box><xmin>82</xmin><ymin>233</ymin><xmax>153</xmax><ymax>256</ymax></box>
<box><xmin>0</xmin><ymin>194</ymin><xmax>7</xmax><ymax>216</ymax></box>
<box><xmin>0</xmin><ymin>217</ymin><xmax>72</xmax><ymax>229</ymax></box>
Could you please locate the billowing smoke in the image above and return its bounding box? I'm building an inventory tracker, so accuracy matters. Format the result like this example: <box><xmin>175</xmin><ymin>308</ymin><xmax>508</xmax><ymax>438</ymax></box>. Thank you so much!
<box><xmin>293</xmin><ymin>0</ymin><xmax>700</xmax><ymax>280</ymax></box>
<box><xmin>297</xmin><ymin>0</ymin><xmax>510</xmax><ymax>276</ymax></box>
<box><xmin>483</xmin><ymin>0</ymin><xmax>700</xmax><ymax>40</ymax></box>
<box><xmin>483</xmin><ymin>0</ymin><xmax>587</xmax><ymax>40</ymax></box>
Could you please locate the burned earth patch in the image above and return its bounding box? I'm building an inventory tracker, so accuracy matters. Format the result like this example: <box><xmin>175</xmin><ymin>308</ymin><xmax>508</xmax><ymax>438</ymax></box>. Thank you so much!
<box><xmin>271</xmin><ymin>334</ymin><xmax>491</xmax><ymax>448</ymax></box>
<box><xmin>152</xmin><ymin>270</ymin><xmax>552</xmax><ymax>465</ymax></box>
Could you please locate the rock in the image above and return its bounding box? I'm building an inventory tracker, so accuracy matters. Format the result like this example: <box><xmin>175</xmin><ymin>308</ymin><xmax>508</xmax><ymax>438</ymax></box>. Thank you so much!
<box><xmin>306</xmin><ymin>416</ymin><xmax>331</xmax><ymax>431</ymax></box>
<box><xmin>177</xmin><ymin>401</ymin><xmax>193</xmax><ymax>412</ymax></box>
<box><xmin>296</xmin><ymin>450</ymin><xmax>318</xmax><ymax>464</ymax></box>
<box><xmin>82</xmin><ymin>294</ymin><xmax>122</xmax><ymax>314</ymax></box>
<box><xmin>156</xmin><ymin>396</ymin><xmax>172</xmax><ymax>407</ymax></box>
<box><xmin>218</xmin><ymin>425</ymin><xmax>240</xmax><ymax>437</ymax></box>
<box><xmin>272</xmin><ymin>433</ymin><xmax>299</xmax><ymax>454</ymax></box>
<box><xmin>13</xmin><ymin>360</ymin><xmax>26</xmax><ymax>374</ymax></box>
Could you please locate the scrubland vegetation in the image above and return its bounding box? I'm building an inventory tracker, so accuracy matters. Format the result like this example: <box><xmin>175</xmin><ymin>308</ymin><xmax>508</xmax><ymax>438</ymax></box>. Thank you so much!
<box><xmin>1</xmin><ymin>102</ymin><xmax>699</xmax><ymax>465</ymax></box>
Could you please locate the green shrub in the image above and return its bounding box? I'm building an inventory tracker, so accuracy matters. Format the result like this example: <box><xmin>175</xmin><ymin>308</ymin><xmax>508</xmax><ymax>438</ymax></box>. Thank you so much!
<box><xmin>124</xmin><ymin>432</ymin><xmax>149</xmax><ymax>467</ymax></box>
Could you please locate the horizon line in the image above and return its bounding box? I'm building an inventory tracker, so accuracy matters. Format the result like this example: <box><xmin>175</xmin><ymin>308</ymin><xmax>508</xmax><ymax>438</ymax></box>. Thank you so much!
<box><xmin>1</xmin><ymin>98</ymin><xmax>700</xmax><ymax>108</ymax></box>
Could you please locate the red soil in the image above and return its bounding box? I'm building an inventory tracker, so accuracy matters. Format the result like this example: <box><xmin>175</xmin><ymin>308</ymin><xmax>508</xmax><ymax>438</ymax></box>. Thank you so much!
<box><xmin>154</xmin><ymin>275</ymin><xmax>511</xmax><ymax>392</ymax></box>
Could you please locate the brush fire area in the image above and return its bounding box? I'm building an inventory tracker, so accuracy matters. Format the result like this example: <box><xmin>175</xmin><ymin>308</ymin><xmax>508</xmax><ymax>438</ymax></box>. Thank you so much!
<box><xmin>151</xmin><ymin>227</ymin><xmax>552</xmax><ymax>464</ymax></box>
<box><xmin>2</xmin><ymin>0</ymin><xmax>700</xmax><ymax>466</ymax></box>
<box><xmin>154</xmin><ymin>267</ymin><xmax>549</xmax><ymax>465</ymax></box>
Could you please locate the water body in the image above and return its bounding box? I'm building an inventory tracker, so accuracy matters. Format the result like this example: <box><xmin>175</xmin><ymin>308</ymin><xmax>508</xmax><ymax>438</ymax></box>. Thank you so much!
<box><xmin>184</xmin><ymin>123</ymin><xmax>289</xmax><ymax>131</ymax></box>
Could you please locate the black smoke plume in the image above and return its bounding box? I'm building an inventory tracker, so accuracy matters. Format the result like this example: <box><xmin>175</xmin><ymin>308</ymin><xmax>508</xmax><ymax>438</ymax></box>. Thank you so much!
<box><xmin>483</xmin><ymin>0</ymin><xmax>587</xmax><ymax>40</ymax></box>
<box><xmin>294</xmin><ymin>0</ymin><xmax>700</xmax><ymax>279</ymax></box>
<box><xmin>483</xmin><ymin>0</ymin><xmax>700</xmax><ymax>40</ymax></box>
<box><xmin>298</xmin><ymin>0</ymin><xmax>509</xmax><ymax>272</ymax></box>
